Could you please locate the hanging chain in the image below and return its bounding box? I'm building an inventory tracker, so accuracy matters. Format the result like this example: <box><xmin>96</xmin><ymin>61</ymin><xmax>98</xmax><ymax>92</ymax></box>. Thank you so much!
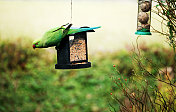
<box><xmin>70</xmin><ymin>0</ymin><xmax>73</xmax><ymax>23</ymax></box>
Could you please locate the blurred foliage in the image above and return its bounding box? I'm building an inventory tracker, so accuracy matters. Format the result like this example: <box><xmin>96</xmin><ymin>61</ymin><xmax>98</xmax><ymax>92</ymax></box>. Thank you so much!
<box><xmin>0</xmin><ymin>38</ymin><xmax>112</xmax><ymax>112</ymax></box>
<box><xmin>153</xmin><ymin>0</ymin><xmax>176</xmax><ymax>50</ymax></box>
<box><xmin>0</xmin><ymin>38</ymin><xmax>175</xmax><ymax>112</ymax></box>
<box><xmin>109</xmin><ymin>68</ymin><xmax>176</xmax><ymax>112</ymax></box>
<box><xmin>109</xmin><ymin>45</ymin><xmax>176</xmax><ymax>111</ymax></box>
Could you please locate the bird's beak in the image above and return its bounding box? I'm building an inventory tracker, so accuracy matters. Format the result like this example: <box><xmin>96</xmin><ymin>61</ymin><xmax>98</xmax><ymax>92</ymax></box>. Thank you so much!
<box><xmin>33</xmin><ymin>45</ymin><xmax>36</xmax><ymax>49</ymax></box>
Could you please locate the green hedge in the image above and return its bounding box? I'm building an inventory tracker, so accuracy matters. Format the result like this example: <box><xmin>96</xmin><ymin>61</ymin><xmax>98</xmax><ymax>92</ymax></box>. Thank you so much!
<box><xmin>0</xmin><ymin>39</ymin><xmax>174</xmax><ymax>112</ymax></box>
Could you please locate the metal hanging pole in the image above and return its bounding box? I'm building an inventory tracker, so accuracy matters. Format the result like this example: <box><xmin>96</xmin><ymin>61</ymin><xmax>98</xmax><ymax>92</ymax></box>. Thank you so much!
<box><xmin>70</xmin><ymin>0</ymin><xmax>73</xmax><ymax>23</ymax></box>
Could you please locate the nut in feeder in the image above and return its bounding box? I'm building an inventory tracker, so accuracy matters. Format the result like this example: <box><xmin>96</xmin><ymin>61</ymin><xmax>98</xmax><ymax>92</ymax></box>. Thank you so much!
<box><xmin>135</xmin><ymin>0</ymin><xmax>152</xmax><ymax>35</ymax></box>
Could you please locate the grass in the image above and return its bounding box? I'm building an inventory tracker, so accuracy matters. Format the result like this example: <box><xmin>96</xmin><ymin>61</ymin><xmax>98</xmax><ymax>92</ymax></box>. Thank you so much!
<box><xmin>0</xmin><ymin>37</ymin><xmax>175</xmax><ymax>112</ymax></box>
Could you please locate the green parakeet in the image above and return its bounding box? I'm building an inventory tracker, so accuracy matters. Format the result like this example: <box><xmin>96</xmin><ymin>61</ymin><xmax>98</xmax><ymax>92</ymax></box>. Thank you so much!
<box><xmin>32</xmin><ymin>24</ymin><xmax>101</xmax><ymax>49</ymax></box>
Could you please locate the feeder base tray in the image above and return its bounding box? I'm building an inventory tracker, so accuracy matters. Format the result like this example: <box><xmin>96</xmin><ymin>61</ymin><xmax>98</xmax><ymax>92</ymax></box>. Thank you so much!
<box><xmin>135</xmin><ymin>31</ymin><xmax>151</xmax><ymax>35</ymax></box>
<box><xmin>55</xmin><ymin>62</ymin><xmax>91</xmax><ymax>69</ymax></box>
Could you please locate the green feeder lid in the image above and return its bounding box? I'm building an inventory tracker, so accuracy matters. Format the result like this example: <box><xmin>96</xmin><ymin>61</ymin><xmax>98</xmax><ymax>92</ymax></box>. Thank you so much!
<box><xmin>135</xmin><ymin>28</ymin><xmax>152</xmax><ymax>35</ymax></box>
<box><xmin>135</xmin><ymin>31</ymin><xmax>151</xmax><ymax>35</ymax></box>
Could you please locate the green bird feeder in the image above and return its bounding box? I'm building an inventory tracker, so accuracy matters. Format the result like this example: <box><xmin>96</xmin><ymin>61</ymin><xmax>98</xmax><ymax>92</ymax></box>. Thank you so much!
<box><xmin>55</xmin><ymin>27</ymin><xmax>94</xmax><ymax>69</ymax></box>
<box><xmin>135</xmin><ymin>0</ymin><xmax>152</xmax><ymax>35</ymax></box>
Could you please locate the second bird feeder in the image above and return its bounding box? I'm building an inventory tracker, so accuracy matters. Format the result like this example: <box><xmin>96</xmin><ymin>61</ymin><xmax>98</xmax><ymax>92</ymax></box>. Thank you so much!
<box><xmin>135</xmin><ymin>0</ymin><xmax>152</xmax><ymax>35</ymax></box>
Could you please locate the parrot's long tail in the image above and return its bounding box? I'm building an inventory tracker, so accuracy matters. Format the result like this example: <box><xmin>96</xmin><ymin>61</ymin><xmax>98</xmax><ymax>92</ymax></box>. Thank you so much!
<box><xmin>68</xmin><ymin>26</ymin><xmax>101</xmax><ymax>35</ymax></box>
<box><xmin>81</xmin><ymin>26</ymin><xmax>101</xmax><ymax>31</ymax></box>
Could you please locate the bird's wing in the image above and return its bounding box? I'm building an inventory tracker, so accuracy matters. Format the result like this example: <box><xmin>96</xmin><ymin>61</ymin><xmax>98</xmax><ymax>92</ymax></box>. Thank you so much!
<box><xmin>67</xmin><ymin>26</ymin><xmax>101</xmax><ymax>35</ymax></box>
<box><xmin>51</xmin><ymin>23</ymin><xmax>70</xmax><ymax>33</ymax></box>
<box><xmin>62</xmin><ymin>24</ymin><xmax>72</xmax><ymax>37</ymax></box>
